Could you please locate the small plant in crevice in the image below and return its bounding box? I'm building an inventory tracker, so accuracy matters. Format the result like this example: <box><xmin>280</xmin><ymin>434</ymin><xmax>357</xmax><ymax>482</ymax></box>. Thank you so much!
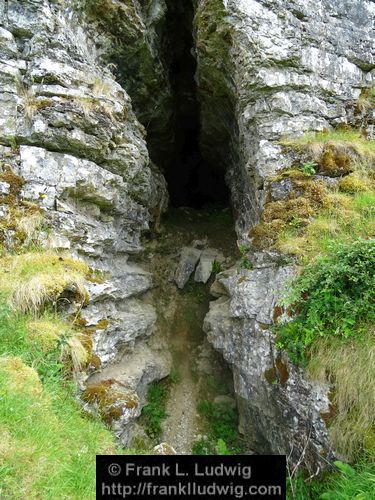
<box><xmin>139</xmin><ymin>381</ymin><xmax>168</xmax><ymax>440</ymax></box>
<box><xmin>211</xmin><ymin>259</ymin><xmax>222</xmax><ymax>274</ymax></box>
<box><xmin>169</xmin><ymin>367</ymin><xmax>181</xmax><ymax>384</ymax></box>
<box><xmin>301</xmin><ymin>161</ymin><xmax>317</xmax><ymax>176</ymax></box>
<box><xmin>237</xmin><ymin>244</ymin><xmax>253</xmax><ymax>271</ymax></box>
<box><xmin>139</xmin><ymin>375</ymin><xmax>178</xmax><ymax>440</ymax></box>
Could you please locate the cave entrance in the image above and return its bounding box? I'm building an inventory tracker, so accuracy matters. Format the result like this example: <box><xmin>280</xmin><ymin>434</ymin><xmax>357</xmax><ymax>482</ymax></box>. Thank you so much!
<box><xmin>163</xmin><ymin>0</ymin><xmax>229</xmax><ymax>209</ymax></box>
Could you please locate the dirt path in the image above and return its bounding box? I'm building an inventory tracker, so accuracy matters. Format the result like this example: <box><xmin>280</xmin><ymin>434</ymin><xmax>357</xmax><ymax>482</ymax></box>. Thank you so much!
<box><xmin>140</xmin><ymin>207</ymin><xmax>240</xmax><ymax>454</ymax></box>
<box><xmin>161</xmin><ymin>318</ymin><xmax>202</xmax><ymax>454</ymax></box>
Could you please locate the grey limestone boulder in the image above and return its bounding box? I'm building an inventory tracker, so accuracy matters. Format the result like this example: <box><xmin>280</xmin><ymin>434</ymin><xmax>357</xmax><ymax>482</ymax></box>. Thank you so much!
<box><xmin>174</xmin><ymin>247</ymin><xmax>202</xmax><ymax>289</ymax></box>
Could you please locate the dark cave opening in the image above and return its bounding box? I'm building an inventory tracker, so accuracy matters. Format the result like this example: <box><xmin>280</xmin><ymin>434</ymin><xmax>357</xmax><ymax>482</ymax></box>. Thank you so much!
<box><xmin>163</xmin><ymin>0</ymin><xmax>229</xmax><ymax>209</ymax></box>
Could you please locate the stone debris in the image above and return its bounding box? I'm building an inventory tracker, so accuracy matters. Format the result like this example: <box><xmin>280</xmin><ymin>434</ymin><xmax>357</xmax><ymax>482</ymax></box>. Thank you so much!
<box><xmin>153</xmin><ymin>443</ymin><xmax>177</xmax><ymax>455</ymax></box>
<box><xmin>0</xmin><ymin>181</ymin><xmax>10</xmax><ymax>195</ymax></box>
<box><xmin>174</xmin><ymin>247</ymin><xmax>202</xmax><ymax>289</ymax></box>
<box><xmin>174</xmin><ymin>245</ymin><xmax>226</xmax><ymax>288</ymax></box>
<box><xmin>194</xmin><ymin>248</ymin><xmax>225</xmax><ymax>284</ymax></box>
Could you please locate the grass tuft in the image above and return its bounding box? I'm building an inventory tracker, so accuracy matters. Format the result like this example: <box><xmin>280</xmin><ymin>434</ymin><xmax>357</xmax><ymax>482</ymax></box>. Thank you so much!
<box><xmin>308</xmin><ymin>334</ymin><xmax>375</xmax><ymax>458</ymax></box>
<box><xmin>0</xmin><ymin>252</ymin><xmax>89</xmax><ymax>316</ymax></box>
<box><xmin>281</xmin><ymin>129</ymin><xmax>375</xmax><ymax>163</ymax></box>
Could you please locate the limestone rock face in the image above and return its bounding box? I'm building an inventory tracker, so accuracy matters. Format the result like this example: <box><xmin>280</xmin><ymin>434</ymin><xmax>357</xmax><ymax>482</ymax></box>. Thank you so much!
<box><xmin>195</xmin><ymin>0</ymin><xmax>375</xmax><ymax>235</ymax></box>
<box><xmin>204</xmin><ymin>264</ymin><xmax>332</xmax><ymax>473</ymax></box>
<box><xmin>197</xmin><ymin>0</ymin><xmax>373</xmax><ymax>471</ymax></box>
<box><xmin>0</xmin><ymin>0</ymin><xmax>169</xmax><ymax>442</ymax></box>
<box><xmin>81</xmin><ymin>0</ymin><xmax>174</xmax><ymax>166</ymax></box>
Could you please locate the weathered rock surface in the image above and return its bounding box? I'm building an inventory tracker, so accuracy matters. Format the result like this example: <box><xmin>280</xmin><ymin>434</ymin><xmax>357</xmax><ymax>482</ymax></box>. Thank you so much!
<box><xmin>204</xmin><ymin>264</ymin><xmax>333</xmax><ymax>473</ymax></box>
<box><xmin>80</xmin><ymin>0</ymin><xmax>174</xmax><ymax>168</ymax></box>
<box><xmin>1</xmin><ymin>0</ymin><xmax>373</xmax><ymax>470</ymax></box>
<box><xmin>196</xmin><ymin>0</ymin><xmax>373</xmax><ymax>471</ymax></box>
<box><xmin>87</xmin><ymin>340</ymin><xmax>171</xmax><ymax>446</ymax></box>
<box><xmin>194</xmin><ymin>248</ymin><xmax>224</xmax><ymax>284</ymax></box>
<box><xmin>174</xmin><ymin>246</ymin><xmax>202</xmax><ymax>288</ymax></box>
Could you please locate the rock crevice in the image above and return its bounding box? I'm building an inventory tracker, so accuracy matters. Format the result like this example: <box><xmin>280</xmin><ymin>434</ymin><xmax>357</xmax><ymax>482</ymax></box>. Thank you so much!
<box><xmin>0</xmin><ymin>0</ymin><xmax>374</xmax><ymax>466</ymax></box>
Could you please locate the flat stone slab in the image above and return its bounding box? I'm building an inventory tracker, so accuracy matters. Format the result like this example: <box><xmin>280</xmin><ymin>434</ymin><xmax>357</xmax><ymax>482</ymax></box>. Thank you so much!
<box><xmin>195</xmin><ymin>248</ymin><xmax>225</xmax><ymax>284</ymax></box>
<box><xmin>174</xmin><ymin>247</ymin><xmax>202</xmax><ymax>289</ymax></box>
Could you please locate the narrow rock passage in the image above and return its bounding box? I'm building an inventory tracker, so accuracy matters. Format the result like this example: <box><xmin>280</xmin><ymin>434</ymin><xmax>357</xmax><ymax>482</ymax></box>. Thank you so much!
<box><xmin>141</xmin><ymin>207</ymin><xmax>239</xmax><ymax>453</ymax></box>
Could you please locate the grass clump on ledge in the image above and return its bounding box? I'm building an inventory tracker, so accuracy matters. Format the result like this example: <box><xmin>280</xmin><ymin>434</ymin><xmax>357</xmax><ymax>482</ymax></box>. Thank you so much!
<box><xmin>0</xmin><ymin>252</ymin><xmax>89</xmax><ymax>316</ymax></box>
<box><xmin>280</xmin><ymin>129</ymin><xmax>375</xmax><ymax>163</ymax></box>
<box><xmin>251</xmin><ymin>127</ymin><xmax>375</xmax><ymax>257</ymax></box>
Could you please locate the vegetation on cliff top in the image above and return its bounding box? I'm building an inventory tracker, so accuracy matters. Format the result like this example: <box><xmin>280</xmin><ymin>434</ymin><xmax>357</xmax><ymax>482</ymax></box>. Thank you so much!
<box><xmin>251</xmin><ymin>130</ymin><xmax>375</xmax><ymax>256</ymax></box>
<box><xmin>266</xmin><ymin>129</ymin><xmax>375</xmax><ymax>497</ymax></box>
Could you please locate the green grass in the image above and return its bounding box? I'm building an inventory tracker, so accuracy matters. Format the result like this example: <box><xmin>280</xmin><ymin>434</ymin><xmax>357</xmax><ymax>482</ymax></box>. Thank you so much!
<box><xmin>281</xmin><ymin>130</ymin><xmax>375</xmax><ymax>159</ymax></box>
<box><xmin>139</xmin><ymin>380</ymin><xmax>170</xmax><ymax>440</ymax></box>
<box><xmin>0</xmin><ymin>299</ymin><xmax>116</xmax><ymax>498</ymax></box>
<box><xmin>0</xmin><ymin>252</ymin><xmax>89</xmax><ymax>315</ymax></box>
<box><xmin>277</xmin><ymin>190</ymin><xmax>375</xmax><ymax>259</ymax></box>
<box><xmin>273</xmin><ymin>131</ymin><xmax>375</xmax><ymax>258</ymax></box>
<box><xmin>288</xmin><ymin>457</ymin><xmax>375</xmax><ymax>499</ymax></box>
<box><xmin>192</xmin><ymin>400</ymin><xmax>243</xmax><ymax>455</ymax></box>
<box><xmin>308</xmin><ymin>333</ymin><xmax>375</xmax><ymax>459</ymax></box>
<box><xmin>318</xmin><ymin>459</ymin><xmax>375</xmax><ymax>500</ymax></box>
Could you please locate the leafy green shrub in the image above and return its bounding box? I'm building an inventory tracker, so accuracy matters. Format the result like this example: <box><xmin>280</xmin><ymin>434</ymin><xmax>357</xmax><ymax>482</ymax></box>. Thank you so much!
<box><xmin>276</xmin><ymin>239</ymin><xmax>375</xmax><ymax>363</ymax></box>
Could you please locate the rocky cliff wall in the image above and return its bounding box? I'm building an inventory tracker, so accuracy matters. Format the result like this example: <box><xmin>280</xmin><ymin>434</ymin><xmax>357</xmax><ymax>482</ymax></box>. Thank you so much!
<box><xmin>1</xmin><ymin>0</ymin><xmax>374</xmax><ymax>467</ymax></box>
<box><xmin>0</xmin><ymin>0</ymin><xmax>170</xmax><ymax>445</ymax></box>
<box><xmin>199</xmin><ymin>0</ymin><xmax>374</xmax><ymax>472</ymax></box>
<box><xmin>195</xmin><ymin>0</ymin><xmax>374</xmax><ymax>234</ymax></box>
